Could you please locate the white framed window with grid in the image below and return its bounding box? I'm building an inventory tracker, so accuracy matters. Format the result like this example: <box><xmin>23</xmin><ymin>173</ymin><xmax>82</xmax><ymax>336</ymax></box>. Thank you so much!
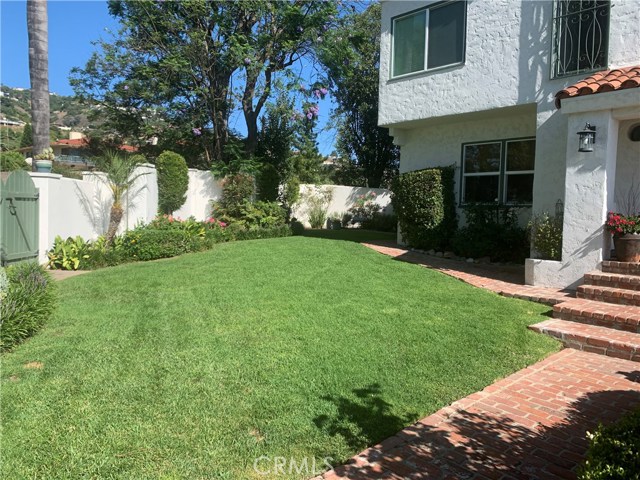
<box><xmin>461</xmin><ymin>138</ymin><xmax>536</xmax><ymax>205</ymax></box>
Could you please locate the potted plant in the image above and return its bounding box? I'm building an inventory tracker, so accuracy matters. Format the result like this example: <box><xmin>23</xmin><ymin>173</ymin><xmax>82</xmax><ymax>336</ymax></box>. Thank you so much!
<box><xmin>33</xmin><ymin>147</ymin><xmax>55</xmax><ymax>173</ymax></box>
<box><xmin>605</xmin><ymin>212</ymin><xmax>640</xmax><ymax>262</ymax></box>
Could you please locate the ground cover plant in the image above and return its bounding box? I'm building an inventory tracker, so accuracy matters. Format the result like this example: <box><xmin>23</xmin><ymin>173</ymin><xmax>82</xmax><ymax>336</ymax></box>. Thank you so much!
<box><xmin>1</xmin><ymin>237</ymin><xmax>558</xmax><ymax>479</ymax></box>
<box><xmin>0</xmin><ymin>262</ymin><xmax>56</xmax><ymax>352</ymax></box>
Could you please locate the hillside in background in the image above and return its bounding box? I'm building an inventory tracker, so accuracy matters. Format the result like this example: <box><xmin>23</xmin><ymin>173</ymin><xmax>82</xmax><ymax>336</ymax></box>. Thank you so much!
<box><xmin>0</xmin><ymin>85</ymin><xmax>103</xmax><ymax>151</ymax></box>
<box><xmin>1</xmin><ymin>85</ymin><xmax>100</xmax><ymax>129</ymax></box>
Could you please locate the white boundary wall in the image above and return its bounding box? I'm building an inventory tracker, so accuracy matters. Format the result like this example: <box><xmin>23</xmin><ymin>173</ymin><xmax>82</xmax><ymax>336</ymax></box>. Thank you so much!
<box><xmin>292</xmin><ymin>184</ymin><xmax>393</xmax><ymax>228</ymax></box>
<box><xmin>29</xmin><ymin>164</ymin><xmax>222</xmax><ymax>263</ymax></box>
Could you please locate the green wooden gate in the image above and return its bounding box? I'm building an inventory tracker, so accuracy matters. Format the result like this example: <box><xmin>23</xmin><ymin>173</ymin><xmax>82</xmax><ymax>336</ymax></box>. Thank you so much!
<box><xmin>0</xmin><ymin>170</ymin><xmax>39</xmax><ymax>265</ymax></box>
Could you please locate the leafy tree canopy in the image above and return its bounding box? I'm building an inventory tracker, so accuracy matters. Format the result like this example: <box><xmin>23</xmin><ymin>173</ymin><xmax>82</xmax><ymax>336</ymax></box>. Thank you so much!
<box><xmin>318</xmin><ymin>3</ymin><xmax>399</xmax><ymax>188</ymax></box>
<box><xmin>71</xmin><ymin>0</ymin><xmax>338</xmax><ymax>168</ymax></box>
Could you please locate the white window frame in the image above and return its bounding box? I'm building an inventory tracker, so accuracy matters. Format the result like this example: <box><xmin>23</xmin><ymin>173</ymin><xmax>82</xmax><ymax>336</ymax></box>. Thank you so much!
<box><xmin>461</xmin><ymin>141</ymin><xmax>502</xmax><ymax>205</ymax></box>
<box><xmin>503</xmin><ymin>139</ymin><xmax>535</xmax><ymax>205</ymax></box>
<box><xmin>390</xmin><ymin>1</ymin><xmax>467</xmax><ymax>80</ymax></box>
<box><xmin>461</xmin><ymin>138</ymin><xmax>536</xmax><ymax>205</ymax></box>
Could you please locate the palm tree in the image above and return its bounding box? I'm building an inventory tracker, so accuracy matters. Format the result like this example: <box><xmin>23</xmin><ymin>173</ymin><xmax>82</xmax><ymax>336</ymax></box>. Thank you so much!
<box><xmin>96</xmin><ymin>151</ymin><xmax>147</xmax><ymax>245</ymax></box>
<box><xmin>26</xmin><ymin>0</ymin><xmax>50</xmax><ymax>159</ymax></box>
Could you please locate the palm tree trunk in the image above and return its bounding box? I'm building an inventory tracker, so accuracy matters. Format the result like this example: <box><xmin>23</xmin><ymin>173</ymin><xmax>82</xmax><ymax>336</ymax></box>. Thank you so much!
<box><xmin>27</xmin><ymin>0</ymin><xmax>50</xmax><ymax>159</ymax></box>
<box><xmin>106</xmin><ymin>204</ymin><xmax>124</xmax><ymax>246</ymax></box>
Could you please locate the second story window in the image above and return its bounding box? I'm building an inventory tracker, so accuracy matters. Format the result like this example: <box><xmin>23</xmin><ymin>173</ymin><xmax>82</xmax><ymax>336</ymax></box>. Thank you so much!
<box><xmin>551</xmin><ymin>0</ymin><xmax>610</xmax><ymax>78</ymax></box>
<box><xmin>391</xmin><ymin>1</ymin><xmax>466</xmax><ymax>78</ymax></box>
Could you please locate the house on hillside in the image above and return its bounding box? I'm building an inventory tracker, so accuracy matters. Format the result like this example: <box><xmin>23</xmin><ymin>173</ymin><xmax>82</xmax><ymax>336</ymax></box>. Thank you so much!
<box><xmin>20</xmin><ymin>133</ymin><xmax>138</xmax><ymax>171</ymax></box>
<box><xmin>378</xmin><ymin>0</ymin><xmax>640</xmax><ymax>289</ymax></box>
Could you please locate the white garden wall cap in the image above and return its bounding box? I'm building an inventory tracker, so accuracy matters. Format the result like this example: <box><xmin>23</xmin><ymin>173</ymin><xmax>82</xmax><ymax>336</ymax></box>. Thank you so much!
<box><xmin>555</xmin><ymin>65</ymin><xmax>640</xmax><ymax>109</ymax></box>
<box><xmin>29</xmin><ymin>172</ymin><xmax>63</xmax><ymax>179</ymax></box>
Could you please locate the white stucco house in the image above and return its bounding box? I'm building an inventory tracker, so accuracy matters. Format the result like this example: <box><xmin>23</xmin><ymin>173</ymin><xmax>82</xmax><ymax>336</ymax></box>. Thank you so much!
<box><xmin>378</xmin><ymin>0</ymin><xmax>640</xmax><ymax>289</ymax></box>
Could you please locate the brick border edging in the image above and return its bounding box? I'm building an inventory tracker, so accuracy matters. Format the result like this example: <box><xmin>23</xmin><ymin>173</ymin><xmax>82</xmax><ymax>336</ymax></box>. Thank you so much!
<box><xmin>361</xmin><ymin>242</ymin><xmax>573</xmax><ymax>306</ymax></box>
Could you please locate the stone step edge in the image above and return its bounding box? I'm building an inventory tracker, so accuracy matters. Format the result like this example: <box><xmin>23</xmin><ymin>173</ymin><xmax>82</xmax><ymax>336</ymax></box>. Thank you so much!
<box><xmin>577</xmin><ymin>285</ymin><xmax>640</xmax><ymax>306</ymax></box>
<box><xmin>584</xmin><ymin>271</ymin><xmax>640</xmax><ymax>290</ymax></box>
<box><xmin>552</xmin><ymin>299</ymin><xmax>640</xmax><ymax>331</ymax></box>
<box><xmin>529</xmin><ymin>319</ymin><xmax>640</xmax><ymax>361</ymax></box>
<box><xmin>601</xmin><ymin>261</ymin><xmax>640</xmax><ymax>276</ymax></box>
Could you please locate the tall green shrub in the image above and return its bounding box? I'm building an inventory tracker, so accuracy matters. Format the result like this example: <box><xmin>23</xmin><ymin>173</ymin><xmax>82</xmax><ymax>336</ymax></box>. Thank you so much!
<box><xmin>213</xmin><ymin>173</ymin><xmax>255</xmax><ymax>219</ymax></box>
<box><xmin>156</xmin><ymin>150</ymin><xmax>189</xmax><ymax>214</ymax></box>
<box><xmin>0</xmin><ymin>151</ymin><xmax>29</xmax><ymax>172</ymax></box>
<box><xmin>391</xmin><ymin>167</ymin><xmax>457</xmax><ymax>250</ymax></box>
<box><xmin>0</xmin><ymin>262</ymin><xmax>56</xmax><ymax>352</ymax></box>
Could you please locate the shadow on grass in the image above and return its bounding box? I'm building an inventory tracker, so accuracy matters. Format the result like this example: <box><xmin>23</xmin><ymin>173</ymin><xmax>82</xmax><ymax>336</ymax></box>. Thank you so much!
<box><xmin>314</xmin><ymin>383</ymin><xmax>417</xmax><ymax>455</ymax></box>
<box><xmin>301</xmin><ymin>229</ymin><xmax>397</xmax><ymax>244</ymax></box>
<box><xmin>315</xmin><ymin>383</ymin><xmax>640</xmax><ymax>479</ymax></box>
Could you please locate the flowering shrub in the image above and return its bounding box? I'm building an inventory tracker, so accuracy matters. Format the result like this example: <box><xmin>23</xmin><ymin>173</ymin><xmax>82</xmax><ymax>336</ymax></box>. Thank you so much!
<box><xmin>348</xmin><ymin>192</ymin><xmax>382</xmax><ymax>222</ymax></box>
<box><xmin>149</xmin><ymin>215</ymin><xmax>226</xmax><ymax>237</ymax></box>
<box><xmin>605</xmin><ymin>212</ymin><xmax>640</xmax><ymax>236</ymax></box>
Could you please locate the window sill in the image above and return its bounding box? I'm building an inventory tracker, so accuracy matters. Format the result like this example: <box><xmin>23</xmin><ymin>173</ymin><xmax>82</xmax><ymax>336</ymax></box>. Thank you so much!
<box><xmin>388</xmin><ymin>62</ymin><xmax>465</xmax><ymax>84</ymax></box>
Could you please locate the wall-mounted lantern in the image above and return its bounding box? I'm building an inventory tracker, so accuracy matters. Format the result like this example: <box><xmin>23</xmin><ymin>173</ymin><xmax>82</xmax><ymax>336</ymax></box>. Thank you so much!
<box><xmin>555</xmin><ymin>199</ymin><xmax>564</xmax><ymax>219</ymax></box>
<box><xmin>577</xmin><ymin>123</ymin><xmax>596</xmax><ymax>152</ymax></box>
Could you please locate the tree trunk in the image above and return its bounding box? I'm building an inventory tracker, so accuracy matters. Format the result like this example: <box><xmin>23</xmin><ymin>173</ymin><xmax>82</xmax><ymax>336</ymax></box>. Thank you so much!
<box><xmin>106</xmin><ymin>204</ymin><xmax>124</xmax><ymax>246</ymax></box>
<box><xmin>27</xmin><ymin>0</ymin><xmax>50</xmax><ymax>160</ymax></box>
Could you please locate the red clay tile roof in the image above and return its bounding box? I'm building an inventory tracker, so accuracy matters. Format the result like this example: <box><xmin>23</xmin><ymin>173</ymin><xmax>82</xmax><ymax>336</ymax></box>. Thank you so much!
<box><xmin>53</xmin><ymin>138</ymin><xmax>89</xmax><ymax>147</ymax></box>
<box><xmin>51</xmin><ymin>138</ymin><xmax>138</xmax><ymax>152</ymax></box>
<box><xmin>555</xmin><ymin>65</ymin><xmax>640</xmax><ymax>109</ymax></box>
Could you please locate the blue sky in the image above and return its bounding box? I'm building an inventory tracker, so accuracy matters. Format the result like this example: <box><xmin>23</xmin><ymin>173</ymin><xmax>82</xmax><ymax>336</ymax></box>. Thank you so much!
<box><xmin>0</xmin><ymin>0</ymin><xmax>337</xmax><ymax>154</ymax></box>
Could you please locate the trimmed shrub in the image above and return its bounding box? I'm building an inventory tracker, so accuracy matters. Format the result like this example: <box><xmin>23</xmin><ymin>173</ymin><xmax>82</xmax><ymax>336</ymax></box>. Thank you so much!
<box><xmin>578</xmin><ymin>407</ymin><xmax>640</xmax><ymax>480</ymax></box>
<box><xmin>529</xmin><ymin>212</ymin><xmax>563</xmax><ymax>261</ymax></box>
<box><xmin>451</xmin><ymin>205</ymin><xmax>529</xmax><ymax>262</ymax></box>
<box><xmin>213</xmin><ymin>173</ymin><xmax>255</xmax><ymax>219</ymax></box>
<box><xmin>257</xmin><ymin>163</ymin><xmax>280</xmax><ymax>202</ymax></box>
<box><xmin>156</xmin><ymin>150</ymin><xmax>189</xmax><ymax>214</ymax></box>
<box><xmin>391</xmin><ymin>167</ymin><xmax>457</xmax><ymax>250</ymax></box>
<box><xmin>361</xmin><ymin>213</ymin><xmax>398</xmax><ymax>232</ymax></box>
<box><xmin>290</xmin><ymin>218</ymin><xmax>305</xmax><ymax>235</ymax></box>
<box><xmin>227</xmin><ymin>224</ymin><xmax>292</xmax><ymax>241</ymax></box>
<box><xmin>0</xmin><ymin>151</ymin><xmax>29</xmax><ymax>172</ymax></box>
<box><xmin>121</xmin><ymin>229</ymin><xmax>197</xmax><ymax>261</ymax></box>
<box><xmin>0</xmin><ymin>262</ymin><xmax>56</xmax><ymax>352</ymax></box>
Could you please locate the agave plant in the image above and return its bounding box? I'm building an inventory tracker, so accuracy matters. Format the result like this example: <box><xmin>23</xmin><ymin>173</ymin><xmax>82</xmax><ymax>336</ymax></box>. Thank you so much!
<box><xmin>95</xmin><ymin>150</ymin><xmax>148</xmax><ymax>245</ymax></box>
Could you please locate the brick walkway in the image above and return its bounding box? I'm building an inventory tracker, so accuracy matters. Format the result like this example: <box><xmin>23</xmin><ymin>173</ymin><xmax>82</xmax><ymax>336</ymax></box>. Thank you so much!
<box><xmin>362</xmin><ymin>241</ymin><xmax>574</xmax><ymax>305</ymax></box>
<box><xmin>310</xmin><ymin>241</ymin><xmax>640</xmax><ymax>479</ymax></box>
<box><xmin>314</xmin><ymin>350</ymin><xmax>640</xmax><ymax>480</ymax></box>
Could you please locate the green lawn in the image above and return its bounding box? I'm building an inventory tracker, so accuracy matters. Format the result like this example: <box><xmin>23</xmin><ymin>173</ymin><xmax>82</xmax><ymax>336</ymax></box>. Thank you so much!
<box><xmin>301</xmin><ymin>228</ymin><xmax>396</xmax><ymax>243</ymax></box>
<box><xmin>1</xmin><ymin>236</ymin><xmax>558</xmax><ymax>479</ymax></box>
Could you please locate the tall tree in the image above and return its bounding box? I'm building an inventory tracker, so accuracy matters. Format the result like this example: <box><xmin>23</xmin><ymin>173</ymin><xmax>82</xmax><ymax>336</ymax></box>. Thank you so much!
<box><xmin>71</xmin><ymin>0</ymin><xmax>337</xmax><ymax>167</ymax></box>
<box><xmin>26</xmin><ymin>0</ymin><xmax>50</xmax><ymax>159</ymax></box>
<box><xmin>20</xmin><ymin>123</ymin><xmax>33</xmax><ymax>148</ymax></box>
<box><xmin>319</xmin><ymin>4</ymin><xmax>399</xmax><ymax>188</ymax></box>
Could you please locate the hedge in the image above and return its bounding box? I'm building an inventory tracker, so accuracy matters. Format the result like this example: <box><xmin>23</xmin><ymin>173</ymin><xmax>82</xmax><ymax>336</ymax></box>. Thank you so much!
<box><xmin>391</xmin><ymin>166</ymin><xmax>457</xmax><ymax>250</ymax></box>
<box><xmin>0</xmin><ymin>262</ymin><xmax>56</xmax><ymax>352</ymax></box>
<box><xmin>578</xmin><ymin>407</ymin><xmax>640</xmax><ymax>480</ymax></box>
<box><xmin>156</xmin><ymin>151</ymin><xmax>189</xmax><ymax>214</ymax></box>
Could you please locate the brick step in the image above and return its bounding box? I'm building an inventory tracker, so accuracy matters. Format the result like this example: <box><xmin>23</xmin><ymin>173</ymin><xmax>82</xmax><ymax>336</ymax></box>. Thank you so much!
<box><xmin>577</xmin><ymin>285</ymin><xmax>640</xmax><ymax>307</ymax></box>
<box><xmin>602</xmin><ymin>260</ymin><xmax>640</xmax><ymax>276</ymax></box>
<box><xmin>584</xmin><ymin>271</ymin><xmax>640</xmax><ymax>291</ymax></box>
<box><xmin>553</xmin><ymin>298</ymin><xmax>640</xmax><ymax>332</ymax></box>
<box><xmin>529</xmin><ymin>319</ymin><xmax>640</xmax><ymax>361</ymax></box>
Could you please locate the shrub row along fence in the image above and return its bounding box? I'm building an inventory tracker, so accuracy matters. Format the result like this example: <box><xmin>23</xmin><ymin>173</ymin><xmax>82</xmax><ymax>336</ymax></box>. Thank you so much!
<box><xmin>27</xmin><ymin>166</ymin><xmax>391</xmax><ymax>264</ymax></box>
<box><xmin>29</xmin><ymin>165</ymin><xmax>223</xmax><ymax>263</ymax></box>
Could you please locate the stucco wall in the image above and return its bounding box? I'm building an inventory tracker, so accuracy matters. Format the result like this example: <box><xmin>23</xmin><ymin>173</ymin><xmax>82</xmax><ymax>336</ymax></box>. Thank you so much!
<box><xmin>30</xmin><ymin>166</ymin><xmax>222</xmax><ymax>263</ymax></box>
<box><xmin>392</xmin><ymin>107</ymin><xmax>536</xmax><ymax>226</ymax></box>
<box><xmin>174</xmin><ymin>169</ymin><xmax>224</xmax><ymax>221</ymax></box>
<box><xmin>379</xmin><ymin>0</ymin><xmax>640</xmax><ymax>127</ymax></box>
<box><xmin>614</xmin><ymin>119</ymin><xmax>640</xmax><ymax>213</ymax></box>
<box><xmin>293</xmin><ymin>184</ymin><xmax>393</xmax><ymax>228</ymax></box>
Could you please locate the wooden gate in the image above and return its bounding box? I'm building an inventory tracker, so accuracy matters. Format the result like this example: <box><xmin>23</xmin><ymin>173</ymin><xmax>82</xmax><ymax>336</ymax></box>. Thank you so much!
<box><xmin>0</xmin><ymin>170</ymin><xmax>39</xmax><ymax>265</ymax></box>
